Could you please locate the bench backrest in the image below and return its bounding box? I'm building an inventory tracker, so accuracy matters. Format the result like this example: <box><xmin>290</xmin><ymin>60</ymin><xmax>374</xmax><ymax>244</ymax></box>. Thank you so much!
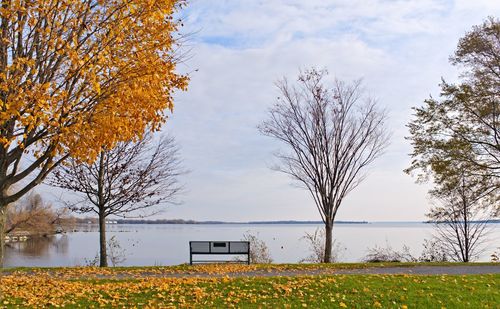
<box><xmin>189</xmin><ymin>241</ymin><xmax>250</xmax><ymax>264</ymax></box>
<box><xmin>190</xmin><ymin>241</ymin><xmax>250</xmax><ymax>254</ymax></box>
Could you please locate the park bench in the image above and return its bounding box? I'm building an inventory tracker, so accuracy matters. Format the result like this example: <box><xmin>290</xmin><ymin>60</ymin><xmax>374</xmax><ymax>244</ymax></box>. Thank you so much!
<box><xmin>189</xmin><ymin>241</ymin><xmax>250</xmax><ymax>265</ymax></box>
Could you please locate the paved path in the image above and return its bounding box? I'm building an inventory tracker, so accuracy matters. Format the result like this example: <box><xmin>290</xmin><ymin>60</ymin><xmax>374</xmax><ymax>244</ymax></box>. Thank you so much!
<box><xmin>2</xmin><ymin>265</ymin><xmax>499</xmax><ymax>279</ymax></box>
<box><xmin>331</xmin><ymin>265</ymin><xmax>500</xmax><ymax>275</ymax></box>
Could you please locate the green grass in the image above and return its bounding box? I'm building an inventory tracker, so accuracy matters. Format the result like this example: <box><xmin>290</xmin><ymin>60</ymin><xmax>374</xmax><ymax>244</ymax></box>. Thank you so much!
<box><xmin>124</xmin><ymin>274</ymin><xmax>499</xmax><ymax>308</ymax></box>
<box><xmin>2</xmin><ymin>274</ymin><xmax>499</xmax><ymax>308</ymax></box>
<box><xmin>1</xmin><ymin>264</ymin><xmax>499</xmax><ymax>308</ymax></box>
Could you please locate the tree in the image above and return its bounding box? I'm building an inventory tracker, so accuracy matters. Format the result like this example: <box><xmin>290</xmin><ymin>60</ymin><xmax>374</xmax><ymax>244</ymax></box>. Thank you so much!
<box><xmin>5</xmin><ymin>191</ymin><xmax>74</xmax><ymax>236</ymax></box>
<box><xmin>259</xmin><ymin>68</ymin><xmax>390</xmax><ymax>262</ymax></box>
<box><xmin>426</xmin><ymin>168</ymin><xmax>494</xmax><ymax>262</ymax></box>
<box><xmin>49</xmin><ymin>133</ymin><xmax>184</xmax><ymax>267</ymax></box>
<box><xmin>0</xmin><ymin>0</ymin><xmax>188</xmax><ymax>265</ymax></box>
<box><xmin>406</xmin><ymin>17</ymin><xmax>500</xmax><ymax>216</ymax></box>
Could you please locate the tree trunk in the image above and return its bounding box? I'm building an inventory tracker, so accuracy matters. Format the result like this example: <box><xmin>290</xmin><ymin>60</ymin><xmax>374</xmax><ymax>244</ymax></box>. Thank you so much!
<box><xmin>97</xmin><ymin>151</ymin><xmax>107</xmax><ymax>267</ymax></box>
<box><xmin>463</xmin><ymin>200</ymin><xmax>469</xmax><ymax>263</ymax></box>
<box><xmin>0</xmin><ymin>205</ymin><xmax>6</xmax><ymax>268</ymax></box>
<box><xmin>323</xmin><ymin>223</ymin><xmax>333</xmax><ymax>263</ymax></box>
<box><xmin>98</xmin><ymin>211</ymin><xmax>107</xmax><ymax>267</ymax></box>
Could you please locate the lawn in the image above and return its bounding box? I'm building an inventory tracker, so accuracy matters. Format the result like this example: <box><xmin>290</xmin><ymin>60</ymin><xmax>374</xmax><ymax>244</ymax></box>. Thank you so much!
<box><xmin>1</xmin><ymin>264</ymin><xmax>499</xmax><ymax>308</ymax></box>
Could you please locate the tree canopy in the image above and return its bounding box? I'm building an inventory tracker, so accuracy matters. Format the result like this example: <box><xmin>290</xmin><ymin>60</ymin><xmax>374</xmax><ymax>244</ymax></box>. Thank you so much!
<box><xmin>0</xmin><ymin>0</ymin><xmax>188</xmax><ymax>266</ymax></box>
<box><xmin>0</xmin><ymin>0</ymin><xmax>188</xmax><ymax>205</ymax></box>
<box><xmin>406</xmin><ymin>17</ymin><xmax>500</xmax><ymax>216</ymax></box>
<box><xmin>49</xmin><ymin>133</ymin><xmax>184</xmax><ymax>266</ymax></box>
<box><xmin>260</xmin><ymin>68</ymin><xmax>389</xmax><ymax>262</ymax></box>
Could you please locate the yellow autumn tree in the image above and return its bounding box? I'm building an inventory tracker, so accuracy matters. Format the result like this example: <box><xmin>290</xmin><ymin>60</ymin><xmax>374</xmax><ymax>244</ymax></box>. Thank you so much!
<box><xmin>0</xmin><ymin>0</ymin><xmax>188</xmax><ymax>265</ymax></box>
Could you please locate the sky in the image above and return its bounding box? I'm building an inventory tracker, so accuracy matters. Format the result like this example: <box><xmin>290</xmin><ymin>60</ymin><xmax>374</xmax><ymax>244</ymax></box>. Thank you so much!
<box><xmin>38</xmin><ymin>0</ymin><xmax>500</xmax><ymax>222</ymax></box>
<box><xmin>155</xmin><ymin>0</ymin><xmax>500</xmax><ymax>222</ymax></box>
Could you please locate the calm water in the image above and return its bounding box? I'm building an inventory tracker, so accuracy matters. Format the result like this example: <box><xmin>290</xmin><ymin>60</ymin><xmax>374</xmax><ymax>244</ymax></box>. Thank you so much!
<box><xmin>4</xmin><ymin>223</ymin><xmax>500</xmax><ymax>267</ymax></box>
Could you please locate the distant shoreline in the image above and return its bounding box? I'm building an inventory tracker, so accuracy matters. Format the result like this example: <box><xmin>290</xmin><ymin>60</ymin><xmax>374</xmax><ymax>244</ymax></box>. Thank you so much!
<box><xmin>78</xmin><ymin>219</ymin><xmax>371</xmax><ymax>225</ymax></box>
<box><xmin>76</xmin><ymin>219</ymin><xmax>500</xmax><ymax>225</ymax></box>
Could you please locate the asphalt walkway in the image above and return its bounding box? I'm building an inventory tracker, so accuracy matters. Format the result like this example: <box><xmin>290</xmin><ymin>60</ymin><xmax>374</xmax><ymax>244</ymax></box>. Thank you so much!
<box><xmin>330</xmin><ymin>265</ymin><xmax>500</xmax><ymax>275</ymax></box>
<box><xmin>2</xmin><ymin>265</ymin><xmax>499</xmax><ymax>279</ymax></box>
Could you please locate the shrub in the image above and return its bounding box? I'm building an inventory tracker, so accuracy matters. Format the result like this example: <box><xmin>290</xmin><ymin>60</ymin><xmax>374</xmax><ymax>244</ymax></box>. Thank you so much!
<box><xmin>363</xmin><ymin>242</ymin><xmax>416</xmax><ymax>263</ymax></box>
<box><xmin>491</xmin><ymin>248</ymin><xmax>500</xmax><ymax>263</ymax></box>
<box><xmin>418</xmin><ymin>238</ymin><xmax>448</xmax><ymax>262</ymax></box>
<box><xmin>242</xmin><ymin>231</ymin><xmax>273</xmax><ymax>264</ymax></box>
<box><xmin>300</xmin><ymin>228</ymin><xmax>346</xmax><ymax>263</ymax></box>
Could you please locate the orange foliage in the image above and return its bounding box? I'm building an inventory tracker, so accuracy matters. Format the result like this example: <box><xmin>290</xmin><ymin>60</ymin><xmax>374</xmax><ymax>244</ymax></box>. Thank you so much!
<box><xmin>0</xmin><ymin>0</ymin><xmax>188</xmax><ymax>163</ymax></box>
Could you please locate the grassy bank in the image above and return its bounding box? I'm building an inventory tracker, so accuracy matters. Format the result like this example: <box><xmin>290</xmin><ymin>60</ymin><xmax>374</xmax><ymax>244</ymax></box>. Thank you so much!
<box><xmin>1</xmin><ymin>264</ymin><xmax>499</xmax><ymax>308</ymax></box>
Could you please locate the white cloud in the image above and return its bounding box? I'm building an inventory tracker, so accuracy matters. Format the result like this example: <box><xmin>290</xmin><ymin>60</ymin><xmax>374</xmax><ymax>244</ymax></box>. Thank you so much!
<box><xmin>154</xmin><ymin>1</ymin><xmax>500</xmax><ymax>221</ymax></box>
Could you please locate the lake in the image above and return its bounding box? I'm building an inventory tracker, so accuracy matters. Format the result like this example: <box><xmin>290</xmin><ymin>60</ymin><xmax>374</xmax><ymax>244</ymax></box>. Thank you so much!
<box><xmin>4</xmin><ymin>222</ymin><xmax>500</xmax><ymax>267</ymax></box>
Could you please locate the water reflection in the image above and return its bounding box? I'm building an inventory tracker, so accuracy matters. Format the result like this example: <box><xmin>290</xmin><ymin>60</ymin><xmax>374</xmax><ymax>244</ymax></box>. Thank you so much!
<box><xmin>6</xmin><ymin>234</ymin><xmax>69</xmax><ymax>258</ymax></box>
<box><xmin>4</xmin><ymin>223</ymin><xmax>499</xmax><ymax>268</ymax></box>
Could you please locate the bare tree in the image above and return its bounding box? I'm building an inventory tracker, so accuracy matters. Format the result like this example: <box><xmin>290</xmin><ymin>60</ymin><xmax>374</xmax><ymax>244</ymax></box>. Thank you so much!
<box><xmin>5</xmin><ymin>191</ymin><xmax>74</xmax><ymax>236</ymax></box>
<box><xmin>427</xmin><ymin>170</ymin><xmax>493</xmax><ymax>262</ymax></box>
<box><xmin>259</xmin><ymin>68</ymin><xmax>390</xmax><ymax>262</ymax></box>
<box><xmin>49</xmin><ymin>133</ymin><xmax>185</xmax><ymax>267</ymax></box>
